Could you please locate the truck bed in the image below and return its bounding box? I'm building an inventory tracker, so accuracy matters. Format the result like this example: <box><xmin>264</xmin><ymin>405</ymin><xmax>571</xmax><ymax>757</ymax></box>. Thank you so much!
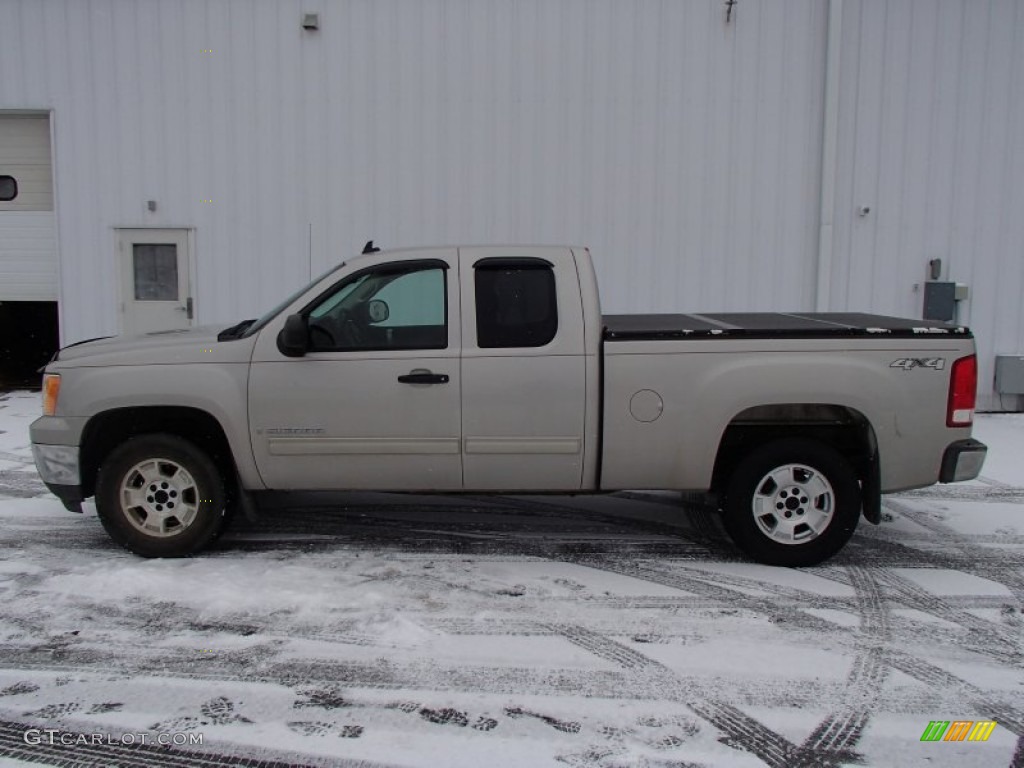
<box><xmin>602</xmin><ymin>312</ymin><xmax>972</xmax><ymax>341</ymax></box>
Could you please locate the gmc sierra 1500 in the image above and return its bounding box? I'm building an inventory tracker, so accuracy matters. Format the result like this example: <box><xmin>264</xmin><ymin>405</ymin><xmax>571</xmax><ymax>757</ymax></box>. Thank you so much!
<box><xmin>31</xmin><ymin>245</ymin><xmax>986</xmax><ymax>565</ymax></box>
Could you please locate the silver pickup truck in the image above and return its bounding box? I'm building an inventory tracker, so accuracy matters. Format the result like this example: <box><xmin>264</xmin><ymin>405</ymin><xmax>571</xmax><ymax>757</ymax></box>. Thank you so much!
<box><xmin>30</xmin><ymin>245</ymin><xmax>986</xmax><ymax>565</ymax></box>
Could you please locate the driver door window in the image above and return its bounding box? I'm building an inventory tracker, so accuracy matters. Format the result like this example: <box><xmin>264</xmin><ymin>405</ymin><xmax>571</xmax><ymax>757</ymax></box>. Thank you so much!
<box><xmin>307</xmin><ymin>263</ymin><xmax>447</xmax><ymax>352</ymax></box>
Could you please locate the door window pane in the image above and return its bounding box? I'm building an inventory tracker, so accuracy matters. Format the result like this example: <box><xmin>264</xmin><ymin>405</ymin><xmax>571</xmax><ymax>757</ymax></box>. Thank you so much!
<box><xmin>0</xmin><ymin>176</ymin><xmax>16</xmax><ymax>201</ymax></box>
<box><xmin>373</xmin><ymin>269</ymin><xmax>445</xmax><ymax>327</ymax></box>
<box><xmin>133</xmin><ymin>244</ymin><xmax>178</xmax><ymax>301</ymax></box>
<box><xmin>307</xmin><ymin>262</ymin><xmax>447</xmax><ymax>351</ymax></box>
<box><xmin>475</xmin><ymin>263</ymin><xmax>557</xmax><ymax>348</ymax></box>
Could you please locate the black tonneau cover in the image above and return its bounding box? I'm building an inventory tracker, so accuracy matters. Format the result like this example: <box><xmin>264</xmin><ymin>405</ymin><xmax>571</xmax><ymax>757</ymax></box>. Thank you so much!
<box><xmin>602</xmin><ymin>312</ymin><xmax>971</xmax><ymax>341</ymax></box>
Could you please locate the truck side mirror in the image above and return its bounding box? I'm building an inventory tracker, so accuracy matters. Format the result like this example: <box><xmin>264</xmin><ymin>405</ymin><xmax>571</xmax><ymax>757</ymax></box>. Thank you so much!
<box><xmin>367</xmin><ymin>299</ymin><xmax>389</xmax><ymax>324</ymax></box>
<box><xmin>277</xmin><ymin>314</ymin><xmax>309</xmax><ymax>357</ymax></box>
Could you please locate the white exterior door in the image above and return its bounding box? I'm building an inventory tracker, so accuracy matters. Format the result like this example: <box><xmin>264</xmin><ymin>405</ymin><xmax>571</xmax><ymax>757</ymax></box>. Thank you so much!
<box><xmin>118</xmin><ymin>229</ymin><xmax>192</xmax><ymax>334</ymax></box>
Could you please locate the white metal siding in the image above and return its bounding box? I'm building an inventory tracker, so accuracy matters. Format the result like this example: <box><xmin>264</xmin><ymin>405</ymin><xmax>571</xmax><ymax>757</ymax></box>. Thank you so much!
<box><xmin>829</xmin><ymin>0</ymin><xmax>1024</xmax><ymax>410</ymax></box>
<box><xmin>0</xmin><ymin>0</ymin><xmax>827</xmax><ymax>338</ymax></box>
<box><xmin>0</xmin><ymin>0</ymin><xmax>1021</xmax><ymax>408</ymax></box>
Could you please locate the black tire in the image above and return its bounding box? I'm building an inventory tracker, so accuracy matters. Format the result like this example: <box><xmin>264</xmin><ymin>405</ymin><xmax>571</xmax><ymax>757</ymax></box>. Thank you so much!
<box><xmin>721</xmin><ymin>438</ymin><xmax>860</xmax><ymax>567</ymax></box>
<box><xmin>95</xmin><ymin>433</ymin><xmax>227</xmax><ymax>557</ymax></box>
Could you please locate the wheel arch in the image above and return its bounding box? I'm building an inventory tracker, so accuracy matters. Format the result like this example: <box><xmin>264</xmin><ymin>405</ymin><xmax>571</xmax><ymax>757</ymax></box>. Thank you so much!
<box><xmin>80</xmin><ymin>406</ymin><xmax>237</xmax><ymax>500</ymax></box>
<box><xmin>710</xmin><ymin>403</ymin><xmax>881</xmax><ymax>524</ymax></box>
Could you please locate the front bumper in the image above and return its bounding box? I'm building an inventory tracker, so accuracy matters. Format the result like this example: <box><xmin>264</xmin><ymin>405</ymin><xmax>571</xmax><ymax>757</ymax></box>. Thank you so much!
<box><xmin>42</xmin><ymin>481</ymin><xmax>84</xmax><ymax>513</ymax></box>
<box><xmin>939</xmin><ymin>438</ymin><xmax>987</xmax><ymax>483</ymax></box>
<box><xmin>31</xmin><ymin>443</ymin><xmax>84</xmax><ymax>513</ymax></box>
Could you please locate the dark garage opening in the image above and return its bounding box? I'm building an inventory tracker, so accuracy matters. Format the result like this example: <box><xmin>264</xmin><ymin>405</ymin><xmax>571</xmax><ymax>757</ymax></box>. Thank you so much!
<box><xmin>0</xmin><ymin>301</ymin><xmax>58</xmax><ymax>389</ymax></box>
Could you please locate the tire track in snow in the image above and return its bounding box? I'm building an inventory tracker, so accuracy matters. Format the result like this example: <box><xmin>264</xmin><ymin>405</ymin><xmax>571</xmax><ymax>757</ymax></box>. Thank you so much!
<box><xmin>886</xmin><ymin>499</ymin><xmax>1024</xmax><ymax>603</ymax></box>
<box><xmin>812</xmin><ymin>564</ymin><xmax>1022</xmax><ymax>665</ymax></box>
<box><xmin>1011</xmin><ymin>735</ymin><xmax>1024</xmax><ymax>768</ymax></box>
<box><xmin>547</xmin><ymin>624</ymin><xmax>838</xmax><ymax>768</ymax></box>
<box><xmin>3</xmin><ymin>480</ymin><xmax>1023</xmax><ymax>764</ymax></box>
<box><xmin>553</xmin><ymin>563</ymin><xmax>869</xmax><ymax>767</ymax></box>
<box><xmin>586</xmin><ymin>588</ymin><xmax>1015</xmax><ymax>613</ymax></box>
<box><xmin>460</xmin><ymin>493</ymin><xmax>739</xmax><ymax>559</ymax></box>
<box><xmin>0</xmin><ymin>450</ymin><xmax>34</xmax><ymax>465</ymax></box>
<box><xmin>574</xmin><ymin>558</ymin><xmax>841</xmax><ymax>635</ymax></box>
<box><xmin>886</xmin><ymin>651</ymin><xmax>1024</xmax><ymax>737</ymax></box>
<box><xmin>641</xmin><ymin>564</ymin><xmax>1022</xmax><ymax>677</ymax></box>
<box><xmin>547</xmin><ymin>624</ymin><xmax>662</xmax><ymax>671</ymax></box>
<box><xmin>797</xmin><ymin>566</ymin><xmax>889</xmax><ymax>760</ymax></box>
<box><xmin>610</xmin><ymin>552</ymin><xmax>1024</xmax><ymax>743</ymax></box>
<box><xmin>562</xmin><ymin>556</ymin><xmax>1018</xmax><ymax>765</ymax></box>
<box><xmin>0</xmin><ymin>469</ymin><xmax>47</xmax><ymax>498</ymax></box>
<box><xmin>872</xmin><ymin>570</ymin><xmax>1021</xmax><ymax>664</ymax></box>
<box><xmin>899</xmin><ymin>486</ymin><xmax>1024</xmax><ymax>502</ymax></box>
<box><xmin>0</xmin><ymin>647</ymin><xmax>855</xmax><ymax>710</ymax></box>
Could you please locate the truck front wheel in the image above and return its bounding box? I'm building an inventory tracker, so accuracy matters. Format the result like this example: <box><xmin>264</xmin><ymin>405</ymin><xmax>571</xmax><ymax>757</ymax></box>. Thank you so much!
<box><xmin>722</xmin><ymin>438</ymin><xmax>860</xmax><ymax>566</ymax></box>
<box><xmin>95</xmin><ymin>434</ymin><xmax>226</xmax><ymax>557</ymax></box>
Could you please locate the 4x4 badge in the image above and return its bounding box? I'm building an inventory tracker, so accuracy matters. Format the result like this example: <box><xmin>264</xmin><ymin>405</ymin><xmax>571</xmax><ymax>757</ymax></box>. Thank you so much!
<box><xmin>890</xmin><ymin>357</ymin><xmax>946</xmax><ymax>371</ymax></box>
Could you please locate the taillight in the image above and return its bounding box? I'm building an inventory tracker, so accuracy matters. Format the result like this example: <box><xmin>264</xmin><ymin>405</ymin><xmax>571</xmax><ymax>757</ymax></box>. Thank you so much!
<box><xmin>947</xmin><ymin>355</ymin><xmax>977</xmax><ymax>427</ymax></box>
<box><xmin>42</xmin><ymin>373</ymin><xmax>61</xmax><ymax>416</ymax></box>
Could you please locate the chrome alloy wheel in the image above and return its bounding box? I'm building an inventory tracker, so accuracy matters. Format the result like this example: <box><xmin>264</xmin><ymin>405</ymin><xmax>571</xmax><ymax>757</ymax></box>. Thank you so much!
<box><xmin>118</xmin><ymin>458</ymin><xmax>200</xmax><ymax>537</ymax></box>
<box><xmin>751</xmin><ymin>463</ymin><xmax>835</xmax><ymax>545</ymax></box>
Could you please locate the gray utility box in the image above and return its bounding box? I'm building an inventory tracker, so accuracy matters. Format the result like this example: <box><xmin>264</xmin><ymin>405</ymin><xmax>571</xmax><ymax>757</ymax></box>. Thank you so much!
<box><xmin>995</xmin><ymin>355</ymin><xmax>1024</xmax><ymax>395</ymax></box>
<box><xmin>923</xmin><ymin>281</ymin><xmax>956</xmax><ymax>322</ymax></box>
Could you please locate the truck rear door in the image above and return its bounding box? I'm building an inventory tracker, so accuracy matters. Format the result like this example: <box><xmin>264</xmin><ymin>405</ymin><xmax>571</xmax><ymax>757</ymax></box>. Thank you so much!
<box><xmin>458</xmin><ymin>247</ymin><xmax>587</xmax><ymax>490</ymax></box>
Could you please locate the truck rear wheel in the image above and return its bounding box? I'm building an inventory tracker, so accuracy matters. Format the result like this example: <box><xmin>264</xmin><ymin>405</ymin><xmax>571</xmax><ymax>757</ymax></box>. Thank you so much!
<box><xmin>722</xmin><ymin>438</ymin><xmax>860</xmax><ymax>566</ymax></box>
<box><xmin>95</xmin><ymin>434</ymin><xmax>226</xmax><ymax>557</ymax></box>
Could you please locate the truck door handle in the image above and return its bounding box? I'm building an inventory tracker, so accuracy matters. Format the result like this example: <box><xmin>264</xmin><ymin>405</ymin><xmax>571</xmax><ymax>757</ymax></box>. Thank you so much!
<box><xmin>397</xmin><ymin>371</ymin><xmax>449</xmax><ymax>384</ymax></box>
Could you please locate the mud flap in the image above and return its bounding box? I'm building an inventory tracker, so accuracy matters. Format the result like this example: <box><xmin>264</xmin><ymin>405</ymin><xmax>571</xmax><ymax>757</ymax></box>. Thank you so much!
<box><xmin>861</xmin><ymin>452</ymin><xmax>881</xmax><ymax>525</ymax></box>
<box><xmin>235</xmin><ymin>475</ymin><xmax>262</xmax><ymax>523</ymax></box>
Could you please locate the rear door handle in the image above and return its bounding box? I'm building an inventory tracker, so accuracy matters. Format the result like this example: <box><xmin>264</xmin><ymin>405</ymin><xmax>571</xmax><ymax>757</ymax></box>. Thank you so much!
<box><xmin>397</xmin><ymin>371</ymin><xmax>449</xmax><ymax>384</ymax></box>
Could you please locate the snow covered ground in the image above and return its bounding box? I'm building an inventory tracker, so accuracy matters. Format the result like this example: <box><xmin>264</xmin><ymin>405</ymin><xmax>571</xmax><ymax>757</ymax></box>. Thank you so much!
<box><xmin>0</xmin><ymin>389</ymin><xmax>1021</xmax><ymax>767</ymax></box>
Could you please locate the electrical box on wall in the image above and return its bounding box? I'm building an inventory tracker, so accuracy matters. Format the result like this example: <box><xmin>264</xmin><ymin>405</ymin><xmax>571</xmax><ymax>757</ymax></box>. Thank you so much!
<box><xmin>995</xmin><ymin>355</ymin><xmax>1024</xmax><ymax>395</ymax></box>
<box><xmin>923</xmin><ymin>282</ymin><xmax>956</xmax><ymax>322</ymax></box>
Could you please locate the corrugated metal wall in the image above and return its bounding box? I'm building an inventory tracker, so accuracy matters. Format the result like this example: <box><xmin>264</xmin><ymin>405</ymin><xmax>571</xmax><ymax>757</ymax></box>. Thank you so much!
<box><xmin>0</xmin><ymin>0</ymin><xmax>1020</xmax><ymax>408</ymax></box>
<box><xmin>829</xmin><ymin>0</ymin><xmax>1024</xmax><ymax>410</ymax></box>
<box><xmin>0</xmin><ymin>0</ymin><xmax>827</xmax><ymax>330</ymax></box>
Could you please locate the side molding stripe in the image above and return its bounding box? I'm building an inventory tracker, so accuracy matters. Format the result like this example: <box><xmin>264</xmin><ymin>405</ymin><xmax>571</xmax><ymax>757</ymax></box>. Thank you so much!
<box><xmin>464</xmin><ymin>437</ymin><xmax>582</xmax><ymax>455</ymax></box>
<box><xmin>269</xmin><ymin>438</ymin><xmax>460</xmax><ymax>456</ymax></box>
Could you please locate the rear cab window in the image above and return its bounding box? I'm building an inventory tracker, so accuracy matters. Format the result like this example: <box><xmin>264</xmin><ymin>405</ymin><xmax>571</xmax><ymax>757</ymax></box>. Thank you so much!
<box><xmin>473</xmin><ymin>258</ymin><xmax>557</xmax><ymax>348</ymax></box>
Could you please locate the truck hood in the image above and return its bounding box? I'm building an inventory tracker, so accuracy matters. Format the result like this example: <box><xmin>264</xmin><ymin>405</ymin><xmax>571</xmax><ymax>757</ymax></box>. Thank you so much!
<box><xmin>50</xmin><ymin>324</ymin><xmax>257</xmax><ymax>368</ymax></box>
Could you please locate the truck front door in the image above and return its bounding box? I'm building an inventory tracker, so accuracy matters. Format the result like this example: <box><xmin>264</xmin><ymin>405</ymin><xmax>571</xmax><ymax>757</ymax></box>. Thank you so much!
<box><xmin>248</xmin><ymin>253</ymin><xmax>463</xmax><ymax>490</ymax></box>
<box><xmin>458</xmin><ymin>247</ymin><xmax>587</xmax><ymax>491</ymax></box>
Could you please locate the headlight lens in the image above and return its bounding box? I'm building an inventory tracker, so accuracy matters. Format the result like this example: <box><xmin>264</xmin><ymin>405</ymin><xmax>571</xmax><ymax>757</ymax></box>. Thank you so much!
<box><xmin>42</xmin><ymin>373</ymin><xmax>61</xmax><ymax>416</ymax></box>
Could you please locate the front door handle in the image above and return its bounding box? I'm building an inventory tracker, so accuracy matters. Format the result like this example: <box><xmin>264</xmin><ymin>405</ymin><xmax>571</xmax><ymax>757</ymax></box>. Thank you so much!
<box><xmin>397</xmin><ymin>371</ymin><xmax>449</xmax><ymax>384</ymax></box>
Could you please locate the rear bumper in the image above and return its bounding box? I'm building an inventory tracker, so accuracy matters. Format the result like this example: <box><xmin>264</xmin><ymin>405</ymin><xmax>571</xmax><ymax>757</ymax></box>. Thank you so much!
<box><xmin>939</xmin><ymin>438</ymin><xmax>987</xmax><ymax>483</ymax></box>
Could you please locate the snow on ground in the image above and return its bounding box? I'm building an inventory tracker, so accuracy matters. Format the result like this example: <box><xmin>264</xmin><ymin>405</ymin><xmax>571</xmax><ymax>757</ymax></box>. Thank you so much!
<box><xmin>0</xmin><ymin>389</ymin><xmax>1021</xmax><ymax>767</ymax></box>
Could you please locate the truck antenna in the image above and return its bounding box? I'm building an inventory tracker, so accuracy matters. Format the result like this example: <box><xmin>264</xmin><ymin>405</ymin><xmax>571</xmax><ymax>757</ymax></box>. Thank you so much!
<box><xmin>362</xmin><ymin>240</ymin><xmax>380</xmax><ymax>254</ymax></box>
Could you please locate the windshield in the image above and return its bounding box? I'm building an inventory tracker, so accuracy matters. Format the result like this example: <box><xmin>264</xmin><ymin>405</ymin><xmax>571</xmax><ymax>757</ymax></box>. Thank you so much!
<box><xmin>240</xmin><ymin>262</ymin><xmax>346</xmax><ymax>339</ymax></box>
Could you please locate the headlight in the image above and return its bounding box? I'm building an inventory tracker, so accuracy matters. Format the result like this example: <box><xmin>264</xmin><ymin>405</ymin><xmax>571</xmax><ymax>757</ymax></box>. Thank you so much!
<box><xmin>42</xmin><ymin>373</ymin><xmax>61</xmax><ymax>416</ymax></box>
